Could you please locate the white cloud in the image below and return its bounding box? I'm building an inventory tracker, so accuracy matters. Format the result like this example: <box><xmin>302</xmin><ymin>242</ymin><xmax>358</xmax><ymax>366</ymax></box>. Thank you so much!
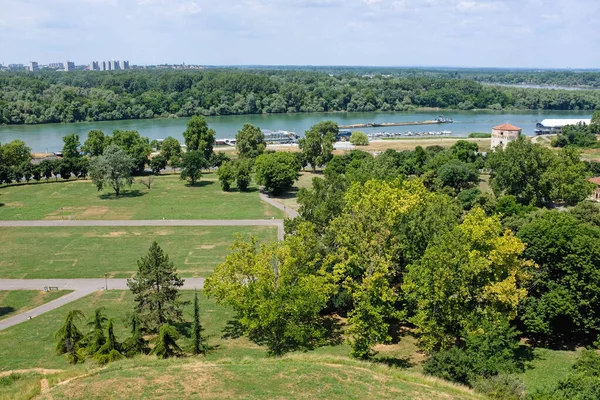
<box><xmin>456</xmin><ymin>1</ymin><xmax>498</xmax><ymax>13</ymax></box>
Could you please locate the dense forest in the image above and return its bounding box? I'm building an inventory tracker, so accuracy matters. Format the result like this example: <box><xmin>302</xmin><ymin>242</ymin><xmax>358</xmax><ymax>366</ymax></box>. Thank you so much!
<box><xmin>2</xmin><ymin>69</ymin><xmax>600</xmax><ymax>125</ymax></box>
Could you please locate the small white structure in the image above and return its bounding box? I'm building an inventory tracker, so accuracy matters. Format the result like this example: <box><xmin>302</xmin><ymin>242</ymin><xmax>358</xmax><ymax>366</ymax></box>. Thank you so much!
<box><xmin>491</xmin><ymin>123</ymin><xmax>522</xmax><ymax>150</ymax></box>
<box><xmin>535</xmin><ymin>119</ymin><xmax>592</xmax><ymax>135</ymax></box>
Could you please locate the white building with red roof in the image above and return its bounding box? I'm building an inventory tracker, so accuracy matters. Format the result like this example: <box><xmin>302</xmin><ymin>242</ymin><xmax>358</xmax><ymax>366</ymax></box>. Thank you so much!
<box><xmin>491</xmin><ymin>123</ymin><xmax>522</xmax><ymax>150</ymax></box>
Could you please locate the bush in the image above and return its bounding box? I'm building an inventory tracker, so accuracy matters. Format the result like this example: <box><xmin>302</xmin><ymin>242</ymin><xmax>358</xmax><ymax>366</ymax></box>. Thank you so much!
<box><xmin>469</xmin><ymin>132</ymin><xmax>492</xmax><ymax>138</ymax></box>
<box><xmin>423</xmin><ymin>346</ymin><xmax>474</xmax><ymax>385</ymax></box>
<box><xmin>471</xmin><ymin>375</ymin><xmax>526</xmax><ymax>400</ymax></box>
<box><xmin>350</xmin><ymin>131</ymin><xmax>369</xmax><ymax>146</ymax></box>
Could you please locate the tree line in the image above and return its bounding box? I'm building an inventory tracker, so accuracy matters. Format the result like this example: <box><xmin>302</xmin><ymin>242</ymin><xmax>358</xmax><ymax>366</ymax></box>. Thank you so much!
<box><xmin>205</xmin><ymin>134</ymin><xmax>600</xmax><ymax>398</ymax></box>
<box><xmin>3</xmin><ymin>69</ymin><xmax>600</xmax><ymax>125</ymax></box>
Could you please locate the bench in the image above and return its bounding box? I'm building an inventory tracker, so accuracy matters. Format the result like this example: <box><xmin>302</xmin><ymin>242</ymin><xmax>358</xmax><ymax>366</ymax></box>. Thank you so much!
<box><xmin>44</xmin><ymin>286</ymin><xmax>59</xmax><ymax>292</ymax></box>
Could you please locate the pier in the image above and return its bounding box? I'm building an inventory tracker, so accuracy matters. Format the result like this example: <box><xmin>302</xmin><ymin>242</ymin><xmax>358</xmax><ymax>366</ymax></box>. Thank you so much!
<box><xmin>339</xmin><ymin>120</ymin><xmax>445</xmax><ymax>130</ymax></box>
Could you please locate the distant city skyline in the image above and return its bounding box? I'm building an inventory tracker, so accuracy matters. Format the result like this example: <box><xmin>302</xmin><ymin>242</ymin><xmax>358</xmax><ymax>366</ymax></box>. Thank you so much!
<box><xmin>0</xmin><ymin>0</ymin><xmax>598</xmax><ymax>69</ymax></box>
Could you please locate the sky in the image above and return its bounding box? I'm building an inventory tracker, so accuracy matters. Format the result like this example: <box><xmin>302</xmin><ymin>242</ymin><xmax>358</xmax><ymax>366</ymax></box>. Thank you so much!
<box><xmin>0</xmin><ymin>0</ymin><xmax>598</xmax><ymax>69</ymax></box>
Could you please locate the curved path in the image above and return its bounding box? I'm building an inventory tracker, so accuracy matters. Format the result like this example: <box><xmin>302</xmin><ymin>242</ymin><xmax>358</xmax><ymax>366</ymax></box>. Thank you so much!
<box><xmin>0</xmin><ymin>278</ymin><xmax>205</xmax><ymax>331</ymax></box>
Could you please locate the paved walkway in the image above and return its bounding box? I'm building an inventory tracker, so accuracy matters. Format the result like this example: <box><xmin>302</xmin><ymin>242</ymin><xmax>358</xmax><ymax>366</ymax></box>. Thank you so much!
<box><xmin>0</xmin><ymin>278</ymin><xmax>205</xmax><ymax>331</ymax></box>
<box><xmin>259</xmin><ymin>193</ymin><xmax>299</xmax><ymax>219</ymax></box>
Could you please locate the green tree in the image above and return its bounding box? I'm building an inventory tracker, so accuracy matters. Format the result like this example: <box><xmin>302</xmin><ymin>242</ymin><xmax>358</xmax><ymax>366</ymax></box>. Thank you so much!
<box><xmin>122</xmin><ymin>313</ymin><xmax>149</xmax><ymax>357</ymax></box>
<box><xmin>89</xmin><ymin>145</ymin><xmax>134</xmax><ymax>197</ymax></box>
<box><xmin>217</xmin><ymin>161</ymin><xmax>235</xmax><ymax>191</ymax></box>
<box><xmin>19</xmin><ymin>161</ymin><xmax>33</xmax><ymax>183</ymax></box>
<box><xmin>349</xmin><ymin>131</ymin><xmax>369</xmax><ymax>146</ymax></box>
<box><xmin>180</xmin><ymin>150</ymin><xmax>207</xmax><ymax>185</ymax></box>
<box><xmin>39</xmin><ymin>159</ymin><xmax>54</xmax><ymax>181</ymax></box>
<box><xmin>299</xmin><ymin>121</ymin><xmax>338</xmax><ymax>172</ymax></box>
<box><xmin>62</xmin><ymin>133</ymin><xmax>81</xmax><ymax>159</ymax></box>
<box><xmin>543</xmin><ymin>146</ymin><xmax>594</xmax><ymax>205</ymax></box>
<box><xmin>296</xmin><ymin>174</ymin><xmax>348</xmax><ymax>232</ymax></box>
<box><xmin>235</xmin><ymin>158</ymin><xmax>252</xmax><ymax>191</ymax></box>
<box><xmin>236</xmin><ymin>123</ymin><xmax>266</xmax><ymax>159</ymax></box>
<box><xmin>205</xmin><ymin>230</ymin><xmax>333</xmax><ymax>356</ymax></box>
<box><xmin>192</xmin><ymin>290</ymin><xmax>207</xmax><ymax>355</ymax></box>
<box><xmin>437</xmin><ymin>159</ymin><xmax>479</xmax><ymax>191</ymax></box>
<box><xmin>0</xmin><ymin>140</ymin><xmax>32</xmax><ymax>167</ymax></box>
<box><xmin>403</xmin><ymin>208</ymin><xmax>532</xmax><ymax>353</ymax></box>
<box><xmin>160</xmin><ymin>136</ymin><xmax>182</xmax><ymax>161</ymax></box>
<box><xmin>254</xmin><ymin>152</ymin><xmax>300</xmax><ymax>195</ymax></box>
<box><xmin>85</xmin><ymin>307</ymin><xmax>108</xmax><ymax>354</ymax></box>
<box><xmin>127</xmin><ymin>242</ymin><xmax>185</xmax><ymax>333</ymax></box>
<box><xmin>327</xmin><ymin>179</ymin><xmax>430</xmax><ymax>358</ymax></box>
<box><xmin>151</xmin><ymin>324</ymin><xmax>183</xmax><ymax>359</ymax></box>
<box><xmin>111</xmin><ymin>129</ymin><xmax>152</xmax><ymax>175</ymax></box>
<box><xmin>57</xmin><ymin>159</ymin><xmax>73</xmax><ymax>181</ymax></box>
<box><xmin>183</xmin><ymin>115</ymin><xmax>215</xmax><ymax>159</ymax></box>
<box><xmin>55</xmin><ymin>310</ymin><xmax>86</xmax><ymax>364</ymax></box>
<box><xmin>450</xmin><ymin>140</ymin><xmax>479</xmax><ymax>163</ymax></box>
<box><xmin>82</xmin><ymin>130</ymin><xmax>109</xmax><ymax>156</ymax></box>
<box><xmin>517</xmin><ymin>211</ymin><xmax>600</xmax><ymax>338</ymax></box>
<box><xmin>149</xmin><ymin>155</ymin><xmax>167</xmax><ymax>175</ymax></box>
<box><xmin>488</xmin><ymin>136</ymin><xmax>554</xmax><ymax>205</ymax></box>
<box><xmin>94</xmin><ymin>319</ymin><xmax>124</xmax><ymax>365</ymax></box>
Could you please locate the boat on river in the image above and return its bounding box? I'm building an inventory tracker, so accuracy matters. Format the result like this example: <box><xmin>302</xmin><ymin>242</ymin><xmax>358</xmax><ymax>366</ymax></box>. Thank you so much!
<box><xmin>262</xmin><ymin>130</ymin><xmax>298</xmax><ymax>144</ymax></box>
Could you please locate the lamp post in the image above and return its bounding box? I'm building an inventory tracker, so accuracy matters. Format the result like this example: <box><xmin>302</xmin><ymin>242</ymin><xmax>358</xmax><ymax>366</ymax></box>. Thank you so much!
<box><xmin>104</xmin><ymin>273</ymin><xmax>108</xmax><ymax>291</ymax></box>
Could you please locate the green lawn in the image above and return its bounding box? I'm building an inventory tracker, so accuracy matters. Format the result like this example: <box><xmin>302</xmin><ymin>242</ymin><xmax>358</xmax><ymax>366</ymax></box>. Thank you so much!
<box><xmin>518</xmin><ymin>347</ymin><xmax>580</xmax><ymax>394</ymax></box>
<box><xmin>0</xmin><ymin>174</ymin><xmax>282</xmax><ymax>220</ymax></box>
<box><xmin>0</xmin><ymin>226</ymin><xmax>277</xmax><ymax>279</ymax></box>
<box><xmin>0</xmin><ymin>290</ymin><xmax>72</xmax><ymax>321</ymax></box>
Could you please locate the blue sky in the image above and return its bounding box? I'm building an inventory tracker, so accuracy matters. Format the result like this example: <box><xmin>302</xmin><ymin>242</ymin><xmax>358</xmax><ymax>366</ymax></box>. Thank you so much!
<box><xmin>0</xmin><ymin>0</ymin><xmax>598</xmax><ymax>68</ymax></box>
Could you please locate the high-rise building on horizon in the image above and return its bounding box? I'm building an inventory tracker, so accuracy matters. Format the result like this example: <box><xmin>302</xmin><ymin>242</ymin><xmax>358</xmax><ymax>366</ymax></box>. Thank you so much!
<box><xmin>123</xmin><ymin>60</ymin><xmax>130</xmax><ymax>70</ymax></box>
<box><xmin>29</xmin><ymin>61</ymin><xmax>39</xmax><ymax>72</ymax></box>
<box><xmin>64</xmin><ymin>61</ymin><xmax>75</xmax><ymax>71</ymax></box>
<box><xmin>89</xmin><ymin>61</ymin><xmax>99</xmax><ymax>71</ymax></box>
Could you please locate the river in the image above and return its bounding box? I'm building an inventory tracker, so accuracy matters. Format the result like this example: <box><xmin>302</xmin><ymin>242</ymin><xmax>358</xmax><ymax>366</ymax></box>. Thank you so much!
<box><xmin>0</xmin><ymin>110</ymin><xmax>593</xmax><ymax>152</ymax></box>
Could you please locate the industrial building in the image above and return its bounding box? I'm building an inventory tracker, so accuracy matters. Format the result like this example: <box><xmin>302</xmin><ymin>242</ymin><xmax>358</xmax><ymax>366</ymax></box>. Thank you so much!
<box><xmin>491</xmin><ymin>123</ymin><xmax>522</xmax><ymax>150</ymax></box>
<box><xmin>535</xmin><ymin>119</ymin><xmax>592</xmax><ymax>135</ymax></box>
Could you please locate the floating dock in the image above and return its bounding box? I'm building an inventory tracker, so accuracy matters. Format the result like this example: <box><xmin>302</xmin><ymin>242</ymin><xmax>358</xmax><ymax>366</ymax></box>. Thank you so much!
<box><xmin>339</xmin><ymin>120</ymin><xmax>443</xmax><ymax>130</ymax></box>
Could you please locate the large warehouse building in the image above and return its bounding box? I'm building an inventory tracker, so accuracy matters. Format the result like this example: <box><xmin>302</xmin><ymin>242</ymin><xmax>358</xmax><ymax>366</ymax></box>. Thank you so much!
<box><xmin>535</xmin><ymin>118</ymin><xmax>592</xmax><ymax>135</ymax></box>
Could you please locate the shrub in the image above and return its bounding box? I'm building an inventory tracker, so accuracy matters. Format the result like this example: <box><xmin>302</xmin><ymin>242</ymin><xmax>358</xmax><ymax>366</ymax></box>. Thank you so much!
<box><xmin>350</xmin><ymin>131</ymin><xmax>369</xmax><ymax>146</ymax></box>
<box><xmin>471</xmin><ymin>375</ymin><xmax>526</xmax><ymax>400</ymax></box>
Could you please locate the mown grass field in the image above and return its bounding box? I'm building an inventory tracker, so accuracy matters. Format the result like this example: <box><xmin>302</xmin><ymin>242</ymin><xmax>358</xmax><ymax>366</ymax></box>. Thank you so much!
<box><xmin>0</xmin><ymin>226</ymin><xmax>277</xmax><ymax>279</ymax></box>
<box><xmin>0</xmin><ymin>174</ymin><xmax>282</xmax><ymax>220</ymax></box>
<box><xmin>0</xmin><ymin>291</ymin><xmax>71</xmax><ymax>321</ymax></box>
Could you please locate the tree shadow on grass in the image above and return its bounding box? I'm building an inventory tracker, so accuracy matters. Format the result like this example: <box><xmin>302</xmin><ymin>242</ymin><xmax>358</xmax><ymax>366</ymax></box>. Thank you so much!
<box><xmin>185</xmin><ymin>180</ymin><xmax>214</xmax><ymax>188</ymax></box>
<box><xmin>98</xmin><ymin>190</ymin><xmax>147</xmax><ymax>200</ymax></box>
<box><xmin>0</xmin><ymin>306</ymin><xmax>16</xmax><ymax>318</ymax></box>
<box><xmin>516</xmin><ymin>344</ymin><xmax>536</xmax><ymax>371</ymax></box>
<box><xmin>222</xmin><ymin>318</ymin><xmax>245</xmax><ymax>340</ymax></box>
<box><xmin>323</xmin><ymin>315</ymin><xmax>344</xmax><ymax>346</ymax></box>
<box><xmin>373</xmin><ymin>356</ymin><xmax>413</xmax><ymax>369</ymax></box>
<box><xmin>274</xmin><ymin>187</ymin><xmax>299</xmax><ymax>201</ymax></box>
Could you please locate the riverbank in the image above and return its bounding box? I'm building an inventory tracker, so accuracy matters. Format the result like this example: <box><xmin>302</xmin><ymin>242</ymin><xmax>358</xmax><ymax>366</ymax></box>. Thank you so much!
<box><xmin>1</xmin><ymin>110</ymin><xmax>592</xmax><ymax>153</ymax></box>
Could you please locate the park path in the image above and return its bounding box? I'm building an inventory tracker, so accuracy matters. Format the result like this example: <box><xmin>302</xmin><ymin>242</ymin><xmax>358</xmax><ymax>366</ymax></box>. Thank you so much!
<box><xmin>259</xmin><ymin>193</ymin><xmax>299</xmax><ymax>219</ymax></box>
<box><xmin>0</xmin><ymin>278</ymin><xmax>205</xmax><ymax>331</ymax></box>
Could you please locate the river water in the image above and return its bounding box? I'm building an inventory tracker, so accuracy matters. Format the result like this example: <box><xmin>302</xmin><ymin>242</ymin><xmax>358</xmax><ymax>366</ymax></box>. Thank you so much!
<box><xmin>0</xmin><ymin>110</ymin><xmax>592</xmax><ymax>152</ymax></box>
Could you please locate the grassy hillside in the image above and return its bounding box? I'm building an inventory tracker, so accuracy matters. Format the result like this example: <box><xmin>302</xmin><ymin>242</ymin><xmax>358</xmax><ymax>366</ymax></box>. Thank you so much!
<box><xmin>8</xmin><ymin>355</ymin><xmax>482</xmax><ymax>400</ymax></box>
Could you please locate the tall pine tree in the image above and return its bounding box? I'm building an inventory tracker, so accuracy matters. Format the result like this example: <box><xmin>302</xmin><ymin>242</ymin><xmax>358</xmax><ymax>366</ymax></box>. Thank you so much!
<box><xmin>192</xmin><ymin>290</ymin><xmax>207</xmax><ymax>355</ymax></box>
<box><xmin>127</xmin><ymin>242</ymin><xmax>185</xmax><ymax>333</ymax></box>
